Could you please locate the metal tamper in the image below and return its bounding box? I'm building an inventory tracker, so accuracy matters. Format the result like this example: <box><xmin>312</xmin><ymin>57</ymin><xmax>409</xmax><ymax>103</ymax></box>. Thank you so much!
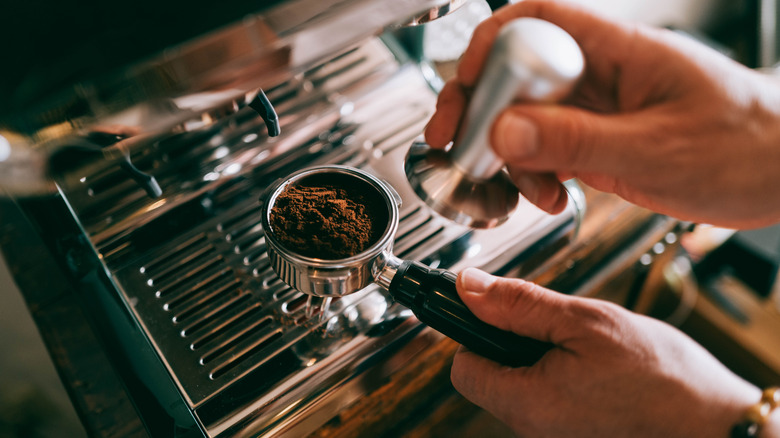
<box><xmin>405</xmin><ymin>17</ymin><xmax>585</xmax><ymax>228</ymax></box>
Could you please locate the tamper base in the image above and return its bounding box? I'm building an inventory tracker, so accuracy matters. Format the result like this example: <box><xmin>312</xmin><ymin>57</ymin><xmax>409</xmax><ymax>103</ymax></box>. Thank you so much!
<box><xmin>404</xmin><ymin>139</ymin><xmax>519</xmax><ymax>229</ymax></box>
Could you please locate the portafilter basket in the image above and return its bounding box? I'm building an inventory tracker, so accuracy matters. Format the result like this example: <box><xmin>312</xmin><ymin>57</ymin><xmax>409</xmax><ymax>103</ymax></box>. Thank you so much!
<box><xmin>261</xmin><ymin>165</ymin><xmax>551</xmax><ymax>367</ymax></box>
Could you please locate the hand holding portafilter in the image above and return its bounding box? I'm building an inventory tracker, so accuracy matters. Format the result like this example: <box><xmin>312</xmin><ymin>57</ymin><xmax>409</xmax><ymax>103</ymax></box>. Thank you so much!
<box><xmin>261</xmin><ymin>165</ymin><xmax>552</xmax><ymax>367</ymax></box>
<box><xmin>405</xmin><ymin>18</ymin><xmax>585</xmax><ymax>228</ymax></box>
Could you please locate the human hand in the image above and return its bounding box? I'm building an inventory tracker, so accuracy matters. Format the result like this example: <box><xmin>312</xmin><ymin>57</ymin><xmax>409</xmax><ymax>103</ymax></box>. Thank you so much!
<box><xmin>450</xmin><ymin>268</ymin><xmax>765</xmax><ymax>437</ymax></box>
<box><xmin>425</xmin><ymin>1</ymin><xmax>780</xmax><ymax>228</ymax></box>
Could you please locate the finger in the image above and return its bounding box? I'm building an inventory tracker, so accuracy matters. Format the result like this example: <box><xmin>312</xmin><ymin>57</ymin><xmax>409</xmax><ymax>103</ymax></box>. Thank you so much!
<box><xmin>423</xmin><ymin>79</ymin><xmax>467</xmax><ymax>149</ymax></box>
<box><xmin>451</xmin><ymin>347</ymin><xmax>534</xmax><ymax>425</ymax></box>
<box><xmin>456</xmin><ymin>268</ymin><xmax>577</xmax><ymax>344</ymax></box>
<box><xmin>491</xmin><ymin>104</ymin><xmax>664</xmax><ymax>176</ymax></box>
<box><xmin>457</xmin><ymin>16</ymin><xmax>502</xmax><ymax>88</ymax></box>
<box><xmin>557</xmin><ymin>172</ymin><xmax>575</xmax><ymax>182</ymax></box>
<box><xmin>507</xmin><ymin>169</ymin><xmax>568</xmax><ymax>214</ymax></box>
<box><xmin>459</xmin><ymin>1</ymin><xmax>636</xmax><ymax>88</ymax></box>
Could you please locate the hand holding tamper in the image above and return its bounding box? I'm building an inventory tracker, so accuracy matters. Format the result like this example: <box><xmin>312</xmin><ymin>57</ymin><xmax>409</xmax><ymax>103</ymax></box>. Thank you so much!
<box><xmin>405</xmin><ymin>17</ymin><xmax>585</xmax><ymax>228</ymax></box>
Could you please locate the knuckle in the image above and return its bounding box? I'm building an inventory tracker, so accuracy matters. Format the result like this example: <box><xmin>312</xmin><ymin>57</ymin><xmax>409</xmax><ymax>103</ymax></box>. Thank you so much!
<box><xmin>547</xmin><ymin>109</ymin><xmax>595</xmax><ymax>169</ymax></box>
<box><xmin>449</xmin><ymin>354</ymin><xmax>467</xmax><ymax>389</ymax></box>
<box><xmin>493</xmin><ymin>278</ymin><xmax>526</xmax><ymax>308</ymax></box>
<box><xmin>492</xmin><ymin>278</ymin><xmax>545</xmax><ymax>318</ymax></box>
<box><xmin>568</xmin><ymin>299</ymin><xmax>627</xmax><ymax>339</ymax></box>
<box><xmin>450</xmin><ymin>353</ymin><xmax>488</xmax><ymax>400</ymax></box>
<box><xmin>537</xmin><ymin>177</ymin><xmax>566</xmax><ymax>213</ymax></box>
<box><xmin>436</xmin><ymin>80</ymin><xmax>463</xmax><ymax>109</ymax></box>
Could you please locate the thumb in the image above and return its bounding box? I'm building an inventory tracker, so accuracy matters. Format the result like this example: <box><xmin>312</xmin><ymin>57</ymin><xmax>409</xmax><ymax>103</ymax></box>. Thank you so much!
<box><xmin>456</xmin><ymin>268</ymin><xmax>579</xmax><ymax>345</ymax></box>
<box><xmin>491</xmin><ymin>104</ymin><xmax>658</xmax><ymax>176</ymax></box>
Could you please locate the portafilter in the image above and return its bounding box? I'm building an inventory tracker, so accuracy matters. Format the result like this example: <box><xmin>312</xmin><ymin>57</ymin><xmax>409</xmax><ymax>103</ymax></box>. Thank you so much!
<box><xmin>404</xmin><ymin>17</ymin><xmax>585</xmax><ymax>228</ymax></box>
<box><xmin>261</xmin><ymin>165</ymin><xmax>551</xmax><ymax>367</ymax></box>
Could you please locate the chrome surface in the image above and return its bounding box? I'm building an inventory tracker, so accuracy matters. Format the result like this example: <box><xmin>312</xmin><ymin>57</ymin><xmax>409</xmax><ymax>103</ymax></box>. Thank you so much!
<box><xmin>0</xmin><ymin>0</ymin><xmax>465</xmax><ymax>197</ymax></box>
<box><xmin>404</xmin><ymin>0</ymin><xmax>468</xmax><ymax>26</ymax></box>
<box><xmin>405</xmin><ymin>142</ymin><xmax>520</xmax><ymax>229</ymax></box>
<box><xmin>262</xmin><ymin>166</ymin><xmax>399</xmax><ymax>297</ymax></box>
<box><xmin>449</xmin><ymin>18</ymin><xmax>584</xmax><ymax>176</ymax></box>
<box><xmin>404</xmin><ymin>18</ymin><xmax>585</xmax><ymax>228</ymax></box>
<box><xmin>760</xmin><ymin>0</ymin><xmax>778</xmax><ymax>67</ymax></box>
<box><xmin>49</xmin><ymin>35</ymin><xmax>582</xmax><ymax>438</ymax></box>
<box><xmin>374</xmin><ymin>254</ymin><xmax>404</xmax><ymax>290</ymax></box>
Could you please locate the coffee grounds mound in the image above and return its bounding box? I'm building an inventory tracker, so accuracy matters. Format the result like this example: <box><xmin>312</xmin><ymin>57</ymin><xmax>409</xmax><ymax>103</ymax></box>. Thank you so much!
<box><xmin>269</xmin><ymin>185</ymin><xmax>376</xmax><ymax>259</ymax></box>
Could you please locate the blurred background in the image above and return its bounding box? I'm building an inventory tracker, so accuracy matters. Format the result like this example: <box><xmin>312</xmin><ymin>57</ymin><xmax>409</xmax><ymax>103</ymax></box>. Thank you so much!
<box><xmin>0</xmin><ymin>253</ymin><xmax>86</xmax><ymax>438</ymax></box>
<box><xmin>1</xmin><ymin>0</ymin><xmax>779</xmax><ymax>437</ymax></box>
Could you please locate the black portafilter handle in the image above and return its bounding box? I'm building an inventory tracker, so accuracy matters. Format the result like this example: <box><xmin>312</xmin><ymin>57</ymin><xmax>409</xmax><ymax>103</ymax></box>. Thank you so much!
<box><xmin>388</xmin><ymin>260</ymin><xmax>553</xmax><ymax>367</ymax></box>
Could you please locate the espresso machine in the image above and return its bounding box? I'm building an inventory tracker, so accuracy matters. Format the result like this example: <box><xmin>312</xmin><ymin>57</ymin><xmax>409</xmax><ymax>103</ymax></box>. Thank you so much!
<box><xmin>0</xmin><ymin>1</ymin><xmax>683</xmax><ymax>436</ymax></box>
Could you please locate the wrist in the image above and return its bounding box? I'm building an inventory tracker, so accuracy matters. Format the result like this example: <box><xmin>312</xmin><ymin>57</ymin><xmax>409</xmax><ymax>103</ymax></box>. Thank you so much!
<box><xmin>763</xmin><ymin>411</ymin><xmax>780</xmax><ymax>438</ymax></box>
<box><xmin>731</xmin><ymin>387</ymin><xmax>780</xmax><ymax>438</ymax></box>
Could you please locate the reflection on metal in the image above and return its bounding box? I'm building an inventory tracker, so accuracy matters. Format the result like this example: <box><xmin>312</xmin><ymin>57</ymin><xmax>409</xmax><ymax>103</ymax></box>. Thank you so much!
<box><xmin>45</xmin><ymin>38</ymin><xmax>583</xmax><ymax>436</ymax></box>
<box><xmin>761</xmin><ymin>0</ymin><xmax>778</xmax><ymax>67</ymax></box>
<box><xmin>0</xmin><ymin>0</ymin><xmax>463</xmax><ymax>198</ymax></box>
<box><xmin>402</xmin><ymin>0</ymin><xmax>468</xmax><ymax>26</ymax></box>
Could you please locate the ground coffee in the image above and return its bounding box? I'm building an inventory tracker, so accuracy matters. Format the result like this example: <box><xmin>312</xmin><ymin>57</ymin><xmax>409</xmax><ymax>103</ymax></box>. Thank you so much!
<box><xmin>269</xmin><ymin>183</ymin><xmax>379</xmax><ymax>259</ymax></box>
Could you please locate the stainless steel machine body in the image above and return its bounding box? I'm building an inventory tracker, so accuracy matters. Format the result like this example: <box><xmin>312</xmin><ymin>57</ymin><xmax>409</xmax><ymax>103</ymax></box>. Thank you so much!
<box><xmin>0</xmin><ymin>1</ymin><xmax>584</xmax><ymax>436</ymax></box>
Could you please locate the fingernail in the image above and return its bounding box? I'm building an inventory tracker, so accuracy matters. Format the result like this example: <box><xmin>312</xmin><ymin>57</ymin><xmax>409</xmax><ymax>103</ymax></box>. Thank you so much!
<box><xmin>493</xmin><ymin>114</ymin><xmax>538</xmax><ymax>161</ymax></box>
<box><xmin>460</xmin><ymin>268</ymin><xmax>496</xmax><ymax>294</ymax></box>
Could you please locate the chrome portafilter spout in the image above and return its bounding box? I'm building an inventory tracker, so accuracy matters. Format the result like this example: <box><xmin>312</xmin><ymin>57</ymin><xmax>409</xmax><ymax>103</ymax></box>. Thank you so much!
<box><xmin>261</xmin><ymin>165</ymin><xmax>552</xmax><ymax>367</ymax></box>
<box><xmin>405</xmin><ymin>18</ymin><xmax>585</xmax><ymax>228</ymax></box>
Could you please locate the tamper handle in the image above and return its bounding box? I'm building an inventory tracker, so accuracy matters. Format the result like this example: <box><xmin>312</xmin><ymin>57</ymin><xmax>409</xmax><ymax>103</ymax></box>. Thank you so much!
<box><xmin>450</xmin><ymin>18</ymin><xmax>584</xmax><ymax>179</ymax></box>
<box><xmin>389</xmin><ymin>260</ymin><xmax>552</xmax><ymax>367</ymax></box>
